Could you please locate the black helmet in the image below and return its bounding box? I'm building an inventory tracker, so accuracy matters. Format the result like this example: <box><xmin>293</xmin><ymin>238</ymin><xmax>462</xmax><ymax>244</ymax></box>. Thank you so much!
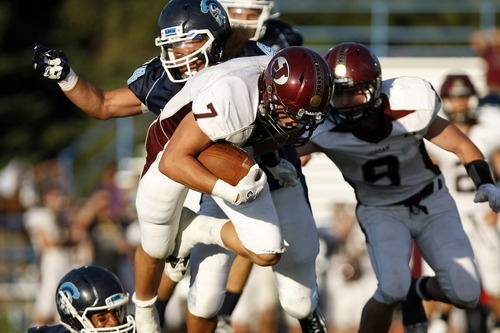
<box><xmin>55</xmin><ymin>265</ymin><xmax>135</xmax><ymax>332</ymax></box>
<box><xmin>155</xmin><ymin>0</ymin><xmax>231</xmax><ymax>82</ymax></box>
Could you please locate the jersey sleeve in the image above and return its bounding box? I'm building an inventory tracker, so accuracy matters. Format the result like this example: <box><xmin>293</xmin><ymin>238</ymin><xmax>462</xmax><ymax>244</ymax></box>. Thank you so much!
<box><xmin>127</xmin><ymin>57</ymin><xmax>161</xmax><ymax>103</ymax></box>
<box><xmin>127</xmin><ymin>57</ymin><xmax>183</xmax><ymax>115</ymax></box>
<box><xmin>192</xmin><ymin>76</ymin><xmax>257</xmax><ymax>146</ymax></box>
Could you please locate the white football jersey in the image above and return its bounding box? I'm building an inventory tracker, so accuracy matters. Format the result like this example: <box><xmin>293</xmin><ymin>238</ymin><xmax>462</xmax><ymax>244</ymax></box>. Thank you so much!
<box><xmin>161</xmin><ymin>55</ymin><xmax>271</xmax><ymax>146</ymax></box>
<box><xmin>311</xmin><ymin>76</ymin><xmax>442</xmax><ymax>205</ymax></box>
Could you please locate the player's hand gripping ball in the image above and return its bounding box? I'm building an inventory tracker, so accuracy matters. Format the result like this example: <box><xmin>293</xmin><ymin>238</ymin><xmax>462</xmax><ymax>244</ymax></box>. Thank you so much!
<box><xmin>197</xmin><ymin>143</ymin><xmax>254</xmax><ymax>186</ymax></box>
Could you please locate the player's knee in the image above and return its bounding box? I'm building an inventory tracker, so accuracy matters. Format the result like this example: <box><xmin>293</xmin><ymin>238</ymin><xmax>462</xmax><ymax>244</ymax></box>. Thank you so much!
<box><xmin>188</xmin><ymin>294</ymin><xmax>224</xmax><ymax>319</ymax></box>
<box><xmin>250</xmin><ymin>252</ymin><xmax>281</xmax><ymax>266</ymax></box>
<box><xmin>446</xmin><ymin>263</ymin><xmax>480</xmax><ymax>308</ymax></box>
<box><xmin>377</xmin><ymin>271</ymin><xmax>411</xmax><ymax>304</ymax></box>
<box><xmin>139</xmin><ymin>224</ymin><xmax>174</xmax><ymax>259</ymax></box>
<box><xmin>280</xmin><ymin>292</ymin><xmax>314</xmax><ymax>319</ymax></box>
<box><xmin>141</xmin><ymin>241</ymin><xmax>171</xmax><ymax>259</ymax></box>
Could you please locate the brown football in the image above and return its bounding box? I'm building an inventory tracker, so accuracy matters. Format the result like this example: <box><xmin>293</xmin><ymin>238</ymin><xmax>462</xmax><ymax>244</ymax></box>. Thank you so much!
<box><xmin>197</xmin><ymin>143</ymin><xmax>254</xmax><ymax>186</ymax></box>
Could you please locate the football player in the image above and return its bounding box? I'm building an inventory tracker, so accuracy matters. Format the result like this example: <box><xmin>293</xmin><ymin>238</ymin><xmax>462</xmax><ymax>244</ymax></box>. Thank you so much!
<box><xmin>139</xmin><ymin>46</ymin><xmax>331</xmax><ymax>333</ymax></box>
<box><xmin>297</xmin><ymin>42</ymin><xmax>500</xmax><ymax>333</ymax></box>
<box><xmin>32</xmin><ymin>1</ymin><xmax>330</xmax><ymax>332</ymax></box>
<box><xmin>214</xmin><ymin>1</ymin><xmax>306</xmax><ymax>330</ymax></box>
<box><xmin>423</xmin><ymin>73</ymin><xmax>500</xmax><ymax>332</ymax></box>
<box><xmin>218</xmin><ymin>0</ymin><xmax>302</xmax><ymax>50</ymax></box>
<box><xmin>27</xmin><ymin>265</ymin><xmax>135</xmax><ymax>333</ymax></box>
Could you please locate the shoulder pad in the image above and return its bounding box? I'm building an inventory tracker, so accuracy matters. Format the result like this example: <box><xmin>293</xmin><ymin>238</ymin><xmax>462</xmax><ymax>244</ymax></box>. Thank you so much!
<box><xmin>260</xmin><ymin>19</ymin><xmax>303</xmax><ymax>49</ymax></box>
<box><xmin>383</xmin><ymin>76</ymin><xmax>440</xmax><ymax>112</ymax></box>
<box><xmin>383</xmin><ymin>77</ymin><xmax>441</xmax><ymax>133</ymax></box>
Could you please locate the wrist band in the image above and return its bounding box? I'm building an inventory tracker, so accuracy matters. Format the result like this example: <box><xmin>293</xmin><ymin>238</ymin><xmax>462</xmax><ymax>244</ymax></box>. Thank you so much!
<box><xmin>465</xmin><ymin>159</ymin><xmax>495</xmax><ymax>188</ymax></box>
<box><xmin>212</xmin><ymin>179</ymin><xmax>239</xmax><ymax>204</ymax></box>
<box><xmin>57</xmin><ymin>67</ymin><xmax>79</xmax><ymax>91</ymax></box>
<box><xmin>132</xmin><ymin>292</ymin><xmax>158</xmax><ymax>307</ymax></box>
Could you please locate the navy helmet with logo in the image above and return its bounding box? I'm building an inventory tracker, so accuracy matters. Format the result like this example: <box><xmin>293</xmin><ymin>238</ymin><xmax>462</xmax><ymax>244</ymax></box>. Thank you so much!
<box><xmin>55</xmin><ymin>265</ymin><xmax>135</xmax><ymax>332</ymax></box>
<box><xmin>155</xmin><ymin>0</ymin><xmax>232</xmax><ymax>82</ymax></box>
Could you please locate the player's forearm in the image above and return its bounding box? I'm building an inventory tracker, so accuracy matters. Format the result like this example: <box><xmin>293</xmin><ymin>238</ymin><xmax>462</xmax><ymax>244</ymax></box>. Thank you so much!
<box><xmin>159</xmin><ymin>154</ymin><xmax>217</xmax><ymax>194</ymax></box>
<box><xmin>64</xmin><ymin>80</ymin><xmax>142</xmax><ymax>120</ymax></box>
<box><xmin>63</xmin><ymin>78</ymin><xmax>111</xmax><ymax>119</ymax></box>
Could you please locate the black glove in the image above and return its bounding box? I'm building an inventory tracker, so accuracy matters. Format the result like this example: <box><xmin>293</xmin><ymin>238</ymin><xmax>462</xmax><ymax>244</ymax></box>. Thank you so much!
<box><xmin>32</xmin><ymin>44</ymin><xmax>71</xmax><ymax>81</ymax></box>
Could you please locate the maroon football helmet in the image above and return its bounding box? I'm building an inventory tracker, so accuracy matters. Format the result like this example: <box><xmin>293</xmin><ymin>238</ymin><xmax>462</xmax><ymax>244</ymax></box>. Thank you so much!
<box><xmin>439</xmin><ymin>73</ymin><xmax>478</xmax><ymax>124</ymax></box>
<box><xmin>440</xmin><ymin>74</ymin><xmax>476</xmax><ymax>98</ymax></box>
<box><xmin>324</xmin><ymin>42</ymin><xmax>382</xmax><ymax>128</ymax></box>
<box><xmin>258</xmin><ymin>46</ymin><xmax>333</xmax><ymax>146</ymax></box>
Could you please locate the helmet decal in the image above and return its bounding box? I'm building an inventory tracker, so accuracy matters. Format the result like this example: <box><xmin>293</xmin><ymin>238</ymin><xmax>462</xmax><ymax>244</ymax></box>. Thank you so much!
<box><xmin>310</xmin><ymin>95</ymin><xmax>322</xmax><ymax>108</ymax></box>
<box><xmin>200</xmin><ymin>0</ymin><xmax>228</xmax><ymax>27</ymax></box>
<box><xmin>57</xmin><ymin>282</ymin><xmax>80</xmax><ymax>315</ymax></box>
<box><xmin>271</xmin><ymin>57</ymin><xmax>289</xmax><ymax>85</ymax></box>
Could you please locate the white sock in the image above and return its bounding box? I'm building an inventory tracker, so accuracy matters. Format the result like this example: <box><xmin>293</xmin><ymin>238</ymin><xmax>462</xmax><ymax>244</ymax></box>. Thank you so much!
<box><xmin>177</xmin><ymin>213</ymin><xmax>228</xmax><ymax>258</ymax></box>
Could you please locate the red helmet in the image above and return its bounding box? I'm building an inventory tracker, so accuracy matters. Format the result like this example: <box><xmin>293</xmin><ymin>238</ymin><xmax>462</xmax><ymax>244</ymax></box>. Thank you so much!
<box><xmin>259</xmin><ymin>46</ymin><xmax>333</xmax><ymax>146</ymax></box>
<box><xmin>324</xmin><ymin>42</ymin><xmax>382</xmax><ymax>128</ymax></box>
<box><xmin>440</xmin><ymin>74</ymin><xmax>476</xmax><ymax>98</ymax></box>
<box><xmin>440</xmin><ymin>74</ymin><xmax>478</xmax><ymax>123</ymax></box>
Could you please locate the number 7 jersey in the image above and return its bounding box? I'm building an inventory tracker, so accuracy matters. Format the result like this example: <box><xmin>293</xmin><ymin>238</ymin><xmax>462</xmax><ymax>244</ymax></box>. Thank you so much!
<box><xmin>310</xmin><ymin>76</ymin><xmax>442</xmax><ymax>206</ymax></box>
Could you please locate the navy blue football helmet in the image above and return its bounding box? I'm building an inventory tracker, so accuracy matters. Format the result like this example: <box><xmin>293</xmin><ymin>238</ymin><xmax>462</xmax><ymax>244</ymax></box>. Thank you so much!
<box><xmin>155</xmin><ymin>0</ymin><xmax>231</xmax><ymax>82</ymax></box>
<box><xmin>55</xmin><ymin>265</ymin><xmax>135</xmax><ymax>333</ymax></box>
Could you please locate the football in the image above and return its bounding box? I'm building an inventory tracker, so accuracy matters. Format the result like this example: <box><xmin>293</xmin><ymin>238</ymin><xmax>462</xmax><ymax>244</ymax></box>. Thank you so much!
<box><xmin>197</xmin><ymin>143</ymin><xmax>254</xmax><ymax>186</ymax></box>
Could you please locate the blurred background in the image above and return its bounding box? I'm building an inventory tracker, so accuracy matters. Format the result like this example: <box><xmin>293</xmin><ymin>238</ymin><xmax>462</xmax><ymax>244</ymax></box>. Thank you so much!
<box><xmin>0</xmin><ymin>0</ymin><xmax>499</xmax><ymax>332</ymax></box>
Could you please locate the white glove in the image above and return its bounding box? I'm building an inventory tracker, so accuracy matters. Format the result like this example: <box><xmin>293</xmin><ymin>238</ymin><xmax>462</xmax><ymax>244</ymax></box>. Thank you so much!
<box><xmin>474</xmin><ymin>183</ymin><xmax>500</xmax><ymax>212</ymax></box>
<box><xmin>212</xmin><ymin>164</ymin><xmax>267</xmax><ymax>205</ymax></box>
<box><xmin>234</xmin><ymin>164</ymin><xmax>267</xmax><ymax>204</ymax></box>
<box><xmin>266</xmin><ymin>158</ymin><xmax>299</xmax><ymax>187</ymax></box>
<box><xmin>132</xmin><ymin>293</ymin><xmax>161</xmax><ymax>333</ymax></box>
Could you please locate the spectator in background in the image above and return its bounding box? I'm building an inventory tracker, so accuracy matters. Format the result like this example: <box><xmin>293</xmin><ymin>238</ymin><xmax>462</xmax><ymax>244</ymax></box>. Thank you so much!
<box><xmin>72</xmin><ymin>187</ymin><xmax>135</xmax><ymax>282</ymax></box>
<box><xmin>23</xmin><ymin>186</ymin><xmax>83</xmax><ymax>326</ymax></box>
<box><xmin>325</xmin><ymin>203</ymin><xmax>377</xmax><ymax>333</ymax></box>
<box><xmin>470</xmin><ymin>28</ymin><xmax>500</xmax><ymax>106</ymax></box>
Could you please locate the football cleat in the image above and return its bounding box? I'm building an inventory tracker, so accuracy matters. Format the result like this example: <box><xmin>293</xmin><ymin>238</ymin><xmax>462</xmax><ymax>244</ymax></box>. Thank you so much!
<box><xmin>165</xmin><ymin>255</ymin><xmax>190</xmax><ymax>282</ymax></box>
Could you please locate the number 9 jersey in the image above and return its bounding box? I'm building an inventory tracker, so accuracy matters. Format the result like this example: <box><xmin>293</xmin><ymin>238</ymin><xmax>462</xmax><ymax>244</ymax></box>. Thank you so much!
<box><xmin>310</xmin><ymin>76</ymin><xmax>442</xmax><ymax>206</ymax></box>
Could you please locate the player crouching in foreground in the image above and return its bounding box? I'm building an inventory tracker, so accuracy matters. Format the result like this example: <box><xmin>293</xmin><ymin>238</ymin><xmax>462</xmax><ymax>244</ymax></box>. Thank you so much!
<box><xmin>27</xmin><ymin>265</ymin><xmax>135</xmax><ymax>333</ymax></box>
